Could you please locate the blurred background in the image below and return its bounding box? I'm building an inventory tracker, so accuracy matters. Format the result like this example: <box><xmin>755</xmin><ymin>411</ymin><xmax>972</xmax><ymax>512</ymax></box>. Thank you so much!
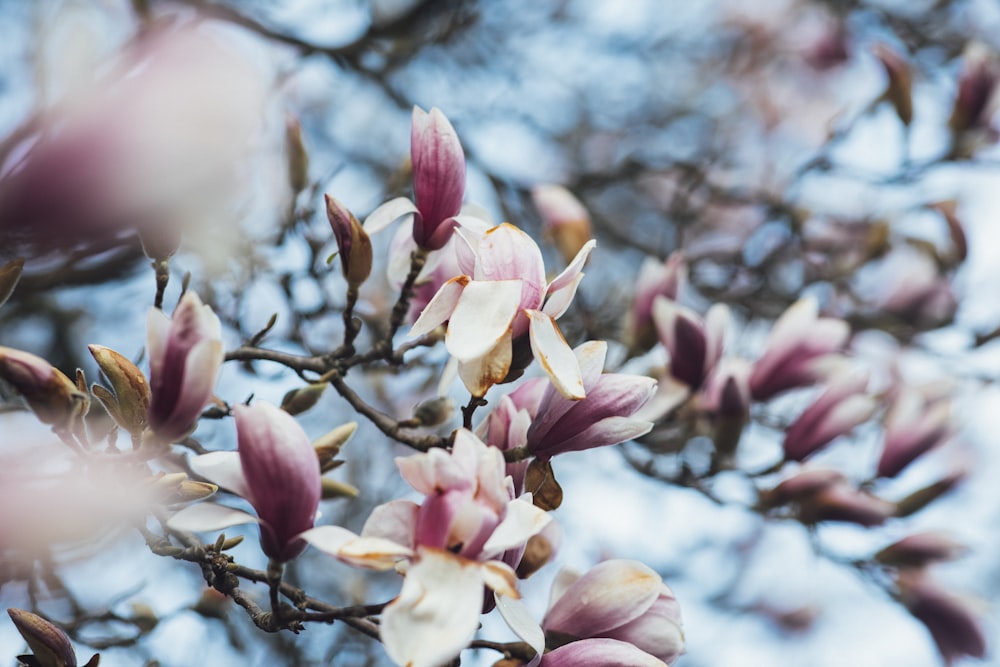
<box><xmin>2</xmin><ymin>0</ymin><xmax>1000</xmax><ymax>665</ymax></box>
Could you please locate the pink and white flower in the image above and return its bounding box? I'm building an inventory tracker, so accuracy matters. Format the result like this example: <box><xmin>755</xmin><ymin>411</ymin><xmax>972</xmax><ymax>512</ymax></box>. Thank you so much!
<box><xmin>302</xmin><ymin>430</ymin><xmax>551</xmax><ymax>667</ymax></box>
<box><xmin>652</xmin><ymin>297</ymin><xmax>728</xmax><ymax>389</ymax></box>
<box><xmin>782</xmin><ymin>372</ymin><xmax>876</xmax><ymax>461</ymax></box>
<box><xmin>168</xmin><ymin>402</ymin><xmax>321</xmax><ymax>562</ymax></box>
<box><xmin>147</xmin><ymin>291</ymin><xmax>223</xmax><ymax>443</ymax></box>
<box><xmin>410</xmin><ymin>223</ymin><xmax>596</xmax><ymax>399</ymax></box>
<box><xmin>877</xmin><ymin>386</ymin><xmax>952</xmax><ymax>478</ymax></box>
<box><xmin>630</xmin><ymin>253</ymin><xmax>686</xmax><ymax>352</ymax></box>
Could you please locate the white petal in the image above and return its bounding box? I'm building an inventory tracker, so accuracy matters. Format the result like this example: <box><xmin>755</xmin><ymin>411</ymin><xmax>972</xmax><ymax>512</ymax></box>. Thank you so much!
<box><xmin>547</xmin><ymin>239</ymin><xmax>595</xmax><ymax>293</ymax></box>
<box><xmin>303</xmin><ymin>526</ymin><xmax>413</xmax><ymax>570</ymax></box>
<box><xmin>410</xmin><ymin>275</ymin><xmax>469</xmax><ymax>338</ymax></box>
<box><xmin>382</xmin><ymin>549</ymin><xmax>484</xmax><ymax>667</ymax></box>
<box><xmin>457</xmin><ymin>330</ymin><xmax>513</xmax><ymax>398</ymax></box>
<box><xmin>190</xmin><ymin>451</ymin><xmax>250</xmax><ymax>498</ymax></box>
<box><xmin>167</xmin><ymin>503</ymin><xmax>258</xmax><ymax>532</ymax></box>
<box><xmin>527</xmin><ymin>311</ymin><xmax>584</xmax><ymax>400</ymax></box>
<box><xmin>496</xmin><ymin>594</ymin><xmax>545</xmax><ymax>660</ymax></box>
<box><xmin>482</xmin><ymin>560</ymin><xmax>520</xmax><ymax>598</ymax></box>
<box><xmin>481</xmin><ymin>495</ymin><xmax>552</xmax><ymax>558</ymax></box>
<box><xmin>364</xmin><ymin>197</ymin><xmax>418</xmax><ymax>234</ymax></box>
<box><xmin>542</xmin><ymin>272</ymin><xmax>583</xmax><ymax>320</ymax></box>
<box><xmin>362</xmin><ymin>499</ymin><xmax>420</xmax><ymax>548</ymax></box>
<box><xmin>445</xmin><ymin>280</ymin><xmax>522</xmax><ymax>362</ymax></box>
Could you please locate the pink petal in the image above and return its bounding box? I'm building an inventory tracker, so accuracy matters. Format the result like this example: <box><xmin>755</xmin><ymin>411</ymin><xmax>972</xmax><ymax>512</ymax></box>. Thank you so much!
<box><xmin>481</xmin><ymin>496</ymin><xmax>552</xmax><ymax>558</ymax></box>
<box><xmin>541</xmin><ymin>638</ymin><xmax>667</xmax><ymax>667</ymax></box>
<box><xmin>361</xmin><ymin>499</ymin><xmax>420</xmax><ymax>549</ymax></box>
<box><xmin>381</xmin><ymin>548</ymin><xmax>484</xmax><ymax>667</ymax></box>
<box><xmin>496</xmin><ymin>594</ymin><xmax>545</xmax><ymax>660</ymax></box>
<box><xmin>410</xmin><ymin>275</ymin><xmax>469</xmax><ymax>338</ymax></box>
<box><xmin>543</xmin><ymin>560</ymin><xmax>662</xmax><ymax>637</ymax></box>
<box><xmin>527</xmin><ymin>310</ymin><xmax>584</xmax><ymax>400</ymax></box>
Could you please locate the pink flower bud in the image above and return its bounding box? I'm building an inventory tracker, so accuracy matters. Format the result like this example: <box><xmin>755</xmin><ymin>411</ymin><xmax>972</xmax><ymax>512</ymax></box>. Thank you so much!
<box><xmin>531</xmin><ymin>184</ymin><xmax>593</xmax><ymax>266</ymax></box>
<box><xmin>325</xmin><ymin>195</ymin><xmax>373</xmax><ymax>288</ymax></box>
<box><xmin>797</xmin><ymin>482</ymin><xmax>896</xmax><ymax>527</ymax></box>
<box><xmin>411</xmin><ymin>106</ymin><xmax>466</xmax><ymax>250</ymax></box>
<box><xmin>699</xmin><ymin>358</ymin><xmax>752</xmax><ymax>417</ymax></box>
<box><xmin>782</xmin><ymin>372</ymin><xmax>876</xmax><ymax>461</ymax></box>
<box><xmin>877</xmin><ymin>387</ymin><xmax>951</xmax><ymax>478</ymax></box>
<box><xmin>543</xmin><ymin>560</ymin><xmax>684</xmax><ymax>665</ymax></box>
<box><xmin>235</xmin><ymin>402</ymin><xmax>321</xmax><ymax>562</ymax></box>
<box><xmin>749</xmin><ymin>298</ymin><xmax>849</xmax><ymax>401</ymax></box>
<box><xmin>652</xmin><ymin>298</ymin><xmax>727</xmax><ymax>389</ymax></box>
<box><xmin>0</xmin><ymin>346</ymin><xmax>87</xmax><ymax>429</ymax></box>
<box><xmin>875</xmin><ymin>532</ymin><xmax>967</xmax><ymax>568</ymax></box>
<box><xmin>147</xmin><ymin>292</ymin><xmax>223</xmax><ymax>443</ymax></box>
<box><xmin>7</xmin><ymin>608</ymin><xmax>88</xmax><ymax>667</ymax></box>
<box><xmin>898</xmin><ymin>571</ymin><xmax>987</xmax><ymax>663</ymax></box>
<box><xmin>630</xmin><ymin>254</ymin><xmax>686</xmax><ymax>352</ymax></box>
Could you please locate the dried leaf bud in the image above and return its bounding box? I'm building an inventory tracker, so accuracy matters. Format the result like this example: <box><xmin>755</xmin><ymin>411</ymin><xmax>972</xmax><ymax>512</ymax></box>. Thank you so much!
<box><xmin>280</xmin><ymin>382</ymin><xmax>327</xmax><ymax>416</ymax></box>
<box><xmin>0</xmin><ymin>346</ymin><xmax>88</xmax><ymax>429</ymax></box>
<box><xmin>515</xmin><ymin>533</ymin><xmax>554</xmax><ymax>579</ymax></box>
<box><xmin>88</xmin><ymin>345</ymin><xmax>150</xmax><ymax>435</ymax></box>
<box><xmin>875</xmin><ymin>532</ymin><xmax>968</xmax><ymax>568</ymax></box>
<box><xmin>412</xmin><ymin>396</ymin><xmax>454</xmax><ymax>427</ymax></box>
<box><xmin>191</xmin><ymin>588</ymin><xmax>231</xmax><ymax>620</ymax></box>
<box><xmin>0</xmin><ymin>257</ymin><xmax>25</xmax><ymax>309</ymax></box>
<box><xmin>128</xmin><ymin>603</ymin><xmax>158</xmax><ymax>633</ymax></box>
<box><xmin>325</xmin><ymin>196</ymin><xmax>373</xmax><ymax>288</ymax></box>
<box><xmin>321</xmin><ymin>477</ymin><xmax>360</xmax><ymax>499</ymax></box>
<box><xmin>285</xmin><ymin>113</ymin><xmax>310</xmax><ymax>195</ymax></box>
<box><xmin>895</xmin><ymin>471</ymin><xmax>965</xmax><ymax>517</ymax></box>
<box><xmin>7</xmin><ymin>608</ymin><xmax>79</xmax><ymax>667</ymax></box>
<box><xmin>149</xmin><ymin>473</ymin><xmax>219</xmax><ymax>506</ymax></box>
<box><xmin>525</xmin><ymin>459</ymin><xmax>563</xmax><ymax>511</ymax></box>
<box><xmin>313</xmin><ymin>422</ymin><xmax>357</xmax><ymax>468</ymax></box>
<box><xmin>874</xmin><ymin>44</ymin><xmax>913</xmax><ymax>126</ymax></box>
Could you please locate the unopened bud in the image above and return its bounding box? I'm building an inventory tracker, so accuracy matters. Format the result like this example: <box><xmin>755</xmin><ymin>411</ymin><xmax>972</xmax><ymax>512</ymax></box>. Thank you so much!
<box><xmin>88</xmin><ymin>345</ymin><xmax>150</xmax><ymax>435</ymax></box>
<box><xmin>286</xmin><ymin>114</ymin><xmax>310</xmax><ymax>195</ymax></box>
<box><xmin>150</xmin><ymin>473</ymin><xmax>218</xmax><ymax>506</ymax></box>
<box><xmin>412</xmin><ymin>396</ymin><xmax>454</xmax><ymax>427</ymax></box>
<box><xmin>321</xmin><ymin>477</ymin><xmax>360</xmax><ymax>499</ymax></box>
<box><xmin>532</xmin><ymin>184</ymin><xmax>593</xmax><ymax>266</ymax></box>
<box><xmin>313</xmin><ymin>422</ymin><xmax>357</xmax><ymax>469</ymax></box>
<box><xmin>874</xmin><ymin>44</ymin><xmax>913</xmax><ymax>126</ymax></box>
<box><xmin>515</xmin><ymin>534</ymin><xmax>554</xmax><ymax>579</ymax></box>
<box><xmin>0</xmin><ymin>346</ymin><xmax>88</xmax><ymax>429</ymax></box>
<box><xmin>220</xmin><ymin>535</ymin><xmax>245</xmax><ymax>551</ymax></box>
<box><xmin>325</xmin><ymin>196</ymin><xmax>373</xmax><ymax>289</ymax></box>
<box><xmin>280</xmin><ymin>383</ymin><xmax>327</xmax><ymax>416</ymax></box>
<box><xmin>0</xmin><ymin>257</ymin><xmax>25</xmax><ymax>309</ymax></box>
<box><xmin>128</xmin><ymin>603</ymin><xmax>158</xmax><ymax>633</ymax></box>
<box><xmin>875</xmin><ymin>532</ymin><xmax>967</xmax><ymax>568</ymax></box>
<box><xmin>895</xmin><ymin>471</ymin><xmax>965</xmax><ymax>517</ymax></box>
<box><xmin>7</xmin><ymin>608</ymin><xmax>80</xmax><ymax>667</ymax></box>
<box><xmin>192</xmin><ymin>589</ymin><xmax>231</xmax><ymax>620</ymax></box>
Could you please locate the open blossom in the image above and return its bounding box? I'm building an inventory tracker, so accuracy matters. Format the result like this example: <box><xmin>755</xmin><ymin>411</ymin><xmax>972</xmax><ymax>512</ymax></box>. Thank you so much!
<box><xmin>364</xmin><ymin>107</ymin><xmax>467</xmax><ymax>251</ymax></box>
<box><xmin>877</xmin><ymin>386</ymin><xmax>952</xmax><ymax>478</ymax></box>
<box><xmin>303</xmin><ymin>430</ymin><xmax>551</xmax><ymax>667</ymax></box>
<box><xmin>410</xmin><ymin>223</ymin><xmax>596</xmax><ymax>399</ymax></box>
<box><xmin>629</xmin><ymin>253</ymin><xmax>686</xmax><ymax>352</ymax></box>
<box><xmin>168</xmin><ymin>402</ymin><xmax>321</xmax><ymax>562</ymax></box>
<box><xmin>653</xmin><ymin>296</ymin><xmax>728</xmax><ymax>389</ymax></box>
<box><xmin>782</xmin><ymin>372</ymin><xmax>877</xmax><ymax>461</ymax></box>
<box><xmin>147</xmin><ymin>291</ymin><xmax>223</xmax><ymax>443</ymax></box>
<box><xmin>749</xmin><ymin>297</ymin><xmax>849</xmax><ymax>401</ymax></box>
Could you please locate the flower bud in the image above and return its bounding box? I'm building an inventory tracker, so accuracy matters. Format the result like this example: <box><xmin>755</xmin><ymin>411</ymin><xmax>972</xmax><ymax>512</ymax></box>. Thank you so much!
<box><xmin>531</xmin><ymin>184</ymin><xmax>593</xmax><ymax>266</ymax></box>
<box><xmin>88</xmin><ymin>345</ymin><xmax>150</xmax><ymax>436</ymax></box>
<box><xmin>874</xmin><ymin>44</ymin><xmax>913</xmax><ymax>126</ymax></box>
<box><xmin>629</xmin><ymin>254</ymin><xmax>686</xmax><ymax>352</ymax></box>
<box><xmin>782</xmin><ymin>372</ymin><xmax>876</xmax><ymax>462</ymax></box>
<box><xmin>7</xmin><ymin>608</ymin><xmax>82</xmax><ymax>667</ymax></box>
<box><xmin>895</xmin><ymin>470</ymin><xmax>965</xmax><ymax>517</ymax></box>
<box><xmin>411</xmin><ymin>396</ymin><xmax>455</xmax><ymax>427</ymax></box>
<box><xmin>280</xmin><ymin>382</ymin><xmax>327</xmax><ymax>416</ymax></box>
<box><xmin>148</xmin><ymin>472</ymin><xmax>218</xmax><ymax>506</ymax></box>
<box><xmin>410</xmin><ymin>106</ymin><xmax>466</xmax><ymax>250</ymax></box>
<box><xmin>313</xmin><ymin>422</ymin><xmax>357</xmax><ymax>471</ymax></box>
<box><xmin>0</xmin><ymin>346</ymin><xmax>87</xmax><ymax>429</ymax></box>
<box><xmin>875</xmin><ymin>532</ymin><xmax>967</xmax><ymax>568</ymax></box>
<box><xmin>321</xmin><ymin>477</ymin><xmax>360</xmax><ymax>499</ymax></box>
<box><xmin>285</xmin><ymin>113</ymin><xmax>310</xmax><ymax>195</ymax></box>
<box><xmin>897</xmin><ymin>570</ymin><xmax>986</xmax><ymax>663</ymax></box>
<box><xmin>325</xmin><ymin>195</ymin><xmax>373</xmax><ymax>289</ymax></box>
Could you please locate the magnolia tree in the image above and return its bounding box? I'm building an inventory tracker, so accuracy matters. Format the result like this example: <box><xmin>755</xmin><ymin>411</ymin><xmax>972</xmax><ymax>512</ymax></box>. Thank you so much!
<box><xmin>0</xmin><ymin>1</ymin><xmax>998</xmax><ymax>666</ymax></box>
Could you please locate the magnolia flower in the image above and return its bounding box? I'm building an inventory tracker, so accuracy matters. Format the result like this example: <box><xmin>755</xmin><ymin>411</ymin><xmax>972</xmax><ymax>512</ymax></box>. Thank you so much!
<box><xmin>782</xmin><ymin>372</ymin><xmax>877</xmax><ymax>461</ymax></box>
<box><xmin>326</xmin><ymin>195</ymin><xmax>373</xmax><ymax>289</ymax></box>
<box><xmin>652</xmin><ymin>297</ymin><xmax>728</xmax><ymax>389</ymax></box>
<box><xmin>410</xmin><ymin>223</ymin><xmax>596</xmax><ymax>399</ymax></box>
<box><xmin>629</xmin><ymin>253</ymin><xmax>686</xmax><ymax>352</ymax></box>
<box><xmin>147</xmin><ymin>292</ymin><xmax>223</xmax><ymax>443</ymax></box>
<box><xmin>761</xmin><ymin>467</ymin><xmax>896</xmax><ymax>526</ymax></box>
<box><xmin>698</xmin><ymin>357</ymin><xmax>752</xmax><ymax>417</ymax></box>
<box><xmin>898</xmin><ymin>570</ymin><xmax>987</xmax><ymax>664</ymax></box>
<box><xmin>365</xmin><ymin>107</ymin><xmax>467</xmax><ymax>251</ymax></box>
<box><xmin>540</xmin><ymin>638</ymin><xmax>670</xmax><ymax>667</ymax></box>
<box><xmin>877</xmin><ymin>386</ymin><xmax>952</xmax><ymax>478</ymax></box>
<box><xmin>524</xmin><ymin>341</ymin><xmax>655</xmax><ymax>460</ymax></box>
<box><xmin>8</xmin><ymin>608</ymin><xmax>99</xmax><ymax>667</ymax></box>
<box><xmin>168</xmin><ymin>402</ymin><xmax>321</xmax><ymax>562</ymax></box>
<box><xmin>0</xmin><ymin>346</ymin><xmax>87</xmax><ymax>429</ymax></box>
<box><xmin>749</xmin><ymin>297</ymin><xmax>849</xmax><ymax>401</ymax></box>
<box><xmin>531</xmin><ymin>184</ymin><xmax>593</xmax><ymax>265</ymax></box>
<box><xmin>303</xmin><ymin>430</ymin><xmax>551</xmax><ymax>667</ymax></box>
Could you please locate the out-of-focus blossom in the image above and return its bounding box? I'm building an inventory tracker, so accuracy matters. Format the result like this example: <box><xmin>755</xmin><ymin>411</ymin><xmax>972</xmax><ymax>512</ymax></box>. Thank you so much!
<box><xmin>542</xmin><ymin>560</ymin><xmax>685</xmax><ymax>665</ymax></box>
<box><xmin>930</xmin><ymin>200</ymin><xmax>968</xmax><ymax>265</ymax></box>
<box><xmin>782</xmin><ymin>372</ymin><xmax>876</xmax><ymax>461</ymax></box>
<box><xmin>875</xmin><ymin>532</ymin><xmax>968</xmax><ymax>568</ymax></box>
<box><xmin>325</xmin><ymin>195</ymin><xmax>373</xmax><ymax>289</ymax></box>
<box><xmin>897</xmin><ymin>570</ymin><xmax>987</xmax><ymax>664</ymax></box>
<box><xmin>479</xmin><ymin>377</ymin><xmax>548</xmax><ymax>490</ymax></box>
<box><xmin>365</xmin><ymin>107</ymin><xmax>467</xmax><ymax>251</ymax></box>
<box><xmin>0</xmin><ymin>19</ymin><xmax>272</xmax><ymax>260</ymax></box>
<box><xmin>699</xmin><ymin>358</ymin><xmax>752</xmax><ymax>417</ymax></box>
<box><xmin>540</xmin><ymin>638</ymin><xmax>670</xmax><ymax>667</ymax></box>
<box><xmin>168</xmin><ymin>402</ymin><xmax>322</xmax><ymax>562</ymax></box>
<box><xmin>8</xmin><ymin>608</ymin><xmax>99</xmax><ymax>667</ymax></box>
<box><xmin>88</xmin><ymin>344</ymin><xmax>150</xmax><ymax>437</ymax></box>
<box><xmin>872</xmin><ymin>250</ymin><xmax>957</xmax><ymax>331</ymax></box>
<box><xmin>948</xmin><ymin>43</ymin><xmax>1000</xmax><ymax>141</ymax></box>
<box><xmin>749</xmin><ymin>297</ymin><xmax>849</xmax><ymax>401</ymax></box>
<box><xmin>146</xmin><ymin>292</ymin><xmax>223</xmax><ymax>444</ymax></box>
<box><xmin>531</xmin><ymin>184</ymin><xmax>593</xmax><ymax>265</ymax></box>
<box><xmin>629</xmin><ymin>254</ymin><xmax>686</xmax><ymax>352</ymax></box>
<box><xmin>411</xmin><ymin>223</ymin><xmax>596</xmax><ymax>399</ymax></box>
<box><xmin>523</xmin><ymin>341</ymin><xmax>656</xmax><ymax>460</ymax></box>
<box><xmin>0</xmin><ymin>346</ymin><xmax>87</xmax><ymax>429</ymax></box>
<box><xmin>804</xmin><ymin>22</ymin><xmax>850</xmax><ymax>71</ymax></box>
<box><xmin>303</xmin><ymin>430</ymin><xmax>550</xmax><ymax>667</ymax></box>
<box><xmin>874</xmin><ymin>43</ymin><xmax>913</xmax><ymax>126</ymax></box>
<box><xmin>652</xmin><ymin>297</ymin><xmax>728</xmax><ymax>389</ymax></box>
<box><xmin>877</xmin><ymin>386</ymin><xmax>952</xmax><ymax>478</ymax></box>
<box><xmin>761</xmin><ymin>467</ymin><xmax>895</xmax><ymax>526</ymax></box>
